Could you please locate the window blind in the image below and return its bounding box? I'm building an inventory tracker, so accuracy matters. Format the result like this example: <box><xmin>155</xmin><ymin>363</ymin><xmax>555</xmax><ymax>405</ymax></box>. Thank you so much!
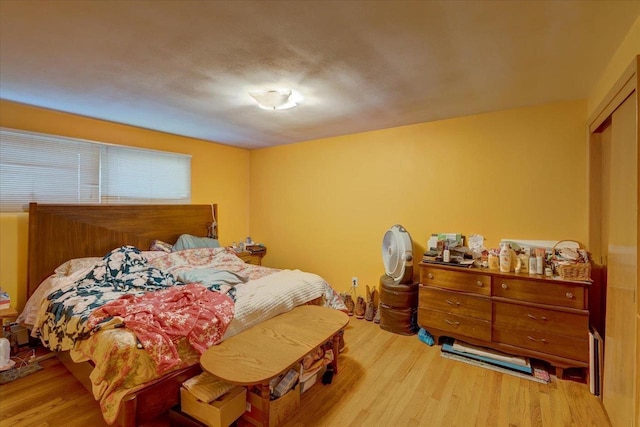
<box><xmin>0</xmin><ymin>128</ymin><xmax>191</xmax><ymax>212</ymax></box>
<box><xmin>101</xmin><ymin>145</ymin><xmax>191</xmax><ymax>203</ymax></box>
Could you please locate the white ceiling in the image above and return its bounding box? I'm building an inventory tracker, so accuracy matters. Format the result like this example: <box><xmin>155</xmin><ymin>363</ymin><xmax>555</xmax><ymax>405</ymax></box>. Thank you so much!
<box><xmin>1</xmin><ymin>1</ymin><xmax>638</xmax><ymax>149</ymax></box>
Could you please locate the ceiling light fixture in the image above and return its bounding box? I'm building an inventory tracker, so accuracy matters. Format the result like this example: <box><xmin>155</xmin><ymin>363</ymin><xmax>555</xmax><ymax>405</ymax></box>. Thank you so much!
<box><xmin>249</xmin><ymin>89</ymin><xmax>297</xmax><ymax>110</ymax></box>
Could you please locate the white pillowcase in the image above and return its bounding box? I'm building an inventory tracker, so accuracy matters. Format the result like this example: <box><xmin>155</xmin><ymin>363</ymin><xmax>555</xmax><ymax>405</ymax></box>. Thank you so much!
<box><xmin>54</xmin><ymin>257</ymin><xmax>102</xmax><ymax>276</ymax></box>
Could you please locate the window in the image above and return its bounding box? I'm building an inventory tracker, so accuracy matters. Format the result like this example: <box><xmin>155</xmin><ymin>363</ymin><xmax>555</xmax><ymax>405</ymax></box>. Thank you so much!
<box><xmin>0</xmin><ymin>128</ymin><xmax>191</xmax><ymax>212</ymax></box>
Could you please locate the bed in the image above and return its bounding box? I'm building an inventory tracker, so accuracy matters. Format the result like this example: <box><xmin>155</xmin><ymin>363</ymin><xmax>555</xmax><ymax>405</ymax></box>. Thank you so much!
<box><xmin>20</xmin><ymin>203</ymin><xmax>345</xmax><ymax>426</ymax></box>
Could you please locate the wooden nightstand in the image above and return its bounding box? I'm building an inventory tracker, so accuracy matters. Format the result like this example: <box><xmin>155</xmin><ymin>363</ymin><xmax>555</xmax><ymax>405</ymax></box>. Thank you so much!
<box><xmin>0</xmin><ymin>307</ymin><xmax>18</xmax><ymax>321</ymax></box>
<box><xmin>0</xmin><ymin>307</ymin><xmax>18</xmax><ymax>328</ymax></box>
<box><xmin>237</xmin><ymin>251</ymin><xmax>266</xmax><ymax>265</ymax></box>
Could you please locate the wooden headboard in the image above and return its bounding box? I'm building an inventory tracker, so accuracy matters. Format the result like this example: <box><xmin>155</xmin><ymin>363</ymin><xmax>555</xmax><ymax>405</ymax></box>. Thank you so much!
<box><xmin>27</xmin><ymin>203</ymin><xmax>218</xmax><ymax>298</ymax></box>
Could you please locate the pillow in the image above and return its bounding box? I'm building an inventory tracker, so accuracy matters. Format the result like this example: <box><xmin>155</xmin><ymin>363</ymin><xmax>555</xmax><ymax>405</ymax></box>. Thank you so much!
<box><xmin>172</xmin><ymin>234</ymin><xmax>221</xmax><ymax>252</ymax></box>
<box><xmin>54</xmin><ymin>257</ymin><xmax>102</xmax><ymax>276</ymax></box>
<box><xmin>150</xmin><ymin>240</ymin><xmax>173</xmax><ymax>252</ymax></box>
<box><xmin>141</xmin><ymin>250</ymin><xmax>167</xmax><ymax>260</ymax></box>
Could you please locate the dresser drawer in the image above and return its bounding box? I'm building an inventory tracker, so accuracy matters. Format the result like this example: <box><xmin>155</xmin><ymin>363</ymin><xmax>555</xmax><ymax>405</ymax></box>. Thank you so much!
<box><xmin>420</xmin><ymin>266</ymin><xmax>491</xmax><ymax>296</ymax></box>
<box><xmin>419</xmin><ymin>286</ymin><xmax>491</xmax><ymax>321</ymax></box>
<box><xmin>418</xmin><ymin>308</ymin><xmax>491</xmax><ymax>341</ymax></box>
<box><xmin>493</xmin><ymin>301</ymin><xmax>588</xmax><ymax>339</ymax></box>
<box><xmin>493</xmin><ymin>278</ymin><xmax>586</xmax><ymax>309</ymax></box>
<box><xmin>493</xmin><ymin>327</ymin><xmax>588</xmax><ymax>362</ymax></box>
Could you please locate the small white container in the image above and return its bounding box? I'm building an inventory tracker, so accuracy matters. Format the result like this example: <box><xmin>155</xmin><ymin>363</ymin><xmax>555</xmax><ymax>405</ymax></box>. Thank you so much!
<box><xmin>443</xmin><ymin>249</ymin><xmax>450</xmax><ymax>263</ymax></box>
<box><xmin>528</xmin><ymin>257</ymin><xmax>536</xmax><ymax>275</ymax></box>
<box><xmin>536</xmin><ymin>256</ymin><xmax>544</xmax><ymax>275</ymax></box>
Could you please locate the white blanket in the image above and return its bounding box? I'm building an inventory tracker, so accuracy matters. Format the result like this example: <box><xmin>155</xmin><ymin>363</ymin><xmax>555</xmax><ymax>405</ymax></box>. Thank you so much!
<box><xmin>223</xmin><ymin>269</ymin><xmax>327</xmax><ymax>339</ymax></box>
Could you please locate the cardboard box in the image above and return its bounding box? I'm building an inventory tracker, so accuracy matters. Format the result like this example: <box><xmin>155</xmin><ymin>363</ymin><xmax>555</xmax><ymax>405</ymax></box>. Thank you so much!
<box><xmin>242</xmin><ymin>384</ymin><xmax>300</xmax><ymax>427</ymax></box>
<box><xmin>180</xmin><ymin>386</ymin><xmax>246</xmax><ymax>427</ymax></box>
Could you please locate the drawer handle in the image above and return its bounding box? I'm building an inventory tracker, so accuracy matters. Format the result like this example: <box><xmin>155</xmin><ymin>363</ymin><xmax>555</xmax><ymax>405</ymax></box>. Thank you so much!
<box><xmin>527</xmin><ymin>313</ymin><xmax>547</xmax><ymax>321</ymax></box>
<box><xmin>444</xmin><ymin>319</ymin><xmax>460</xmax><ymax>327</ymax></box>
<box><xmin>476</xmin><ymin>280</ymin><xmax>484</xmax><ymax>287</ymax></box>
<box><xmin>428</xmin><ymin>273</ymin><xmax>434</xmax><ymax>279</ymax></box>
<box><xmin>501</xmin><ymin>283</ymin><xmax>508</xmax><ymax>289</ymax></box>
<box><xmin>565</xmin><ymin>292</ymin><xmax>574</xmax><ymax>299</ymax></box>
<box><xmin>527</xmin><ymin>336</ymin><xmax>547</xmax><ymax>343</ymax></box>
<box><xmin>445</xmin><ymin>299</ymin><xmax>460</xmax><ymax>306</ymax></box>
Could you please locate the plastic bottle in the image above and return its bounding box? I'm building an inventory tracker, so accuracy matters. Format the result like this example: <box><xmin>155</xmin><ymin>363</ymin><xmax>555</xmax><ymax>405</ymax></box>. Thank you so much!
<box><xmin>518</xmin><ymin>253</ymin><xmax>529</xmax><ymax>273</ymax></box>
<box><xmin>443</xmin><ymin>249</ymin><xmax>450</xmax><ymax>263</ymax></box>
<box><xmin>499</xmin><ymin>242</ymin><xmax>511</xmax><ymax>273</ymax></box>
<box><xmin>528</xmin><ymin>256</ymin><xmax>536</xmax><ymax>275</ymax></box>
<box><xmin>535</xmin><ymin>248</ymin><xmax>544</xmax><ymax>275</ymax></box>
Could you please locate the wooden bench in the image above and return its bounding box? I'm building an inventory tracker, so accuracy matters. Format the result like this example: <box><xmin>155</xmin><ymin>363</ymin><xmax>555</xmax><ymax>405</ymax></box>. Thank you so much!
<box><xmin>200</xmin><ymin>305</ymin><xmax>349</xmax><ymax>427</ymax></box>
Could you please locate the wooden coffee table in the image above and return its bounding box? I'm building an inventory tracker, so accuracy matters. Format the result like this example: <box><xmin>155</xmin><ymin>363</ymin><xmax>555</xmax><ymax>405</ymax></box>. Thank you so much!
<box><xmin>200</xmin><ymin>305</ymin><xmax>349</xmax><ymax>427</ymax></box>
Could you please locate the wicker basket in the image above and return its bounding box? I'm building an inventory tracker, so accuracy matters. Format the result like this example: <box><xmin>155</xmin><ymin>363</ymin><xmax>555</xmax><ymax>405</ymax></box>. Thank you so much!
<box><xmin>552</xmin><ymin>240</ymin><xmax>591</xmax><ymax>281</ymax></box>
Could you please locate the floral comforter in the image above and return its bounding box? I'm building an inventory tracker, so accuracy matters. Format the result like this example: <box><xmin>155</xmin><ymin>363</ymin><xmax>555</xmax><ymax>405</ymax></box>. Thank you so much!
<box><xmin>27</xmin><ymin>246</ymin><xmax>345</xmax><ymax>424</ymax></box>
<box><xmin>36</xmin><ymin>246</ymin><xmax>182</xmax><ymax>352</ymax></box>
<box><xmin>87</xmin><ymin>283</ymin><xmax>234</xmax><ymax>374</ymax></box>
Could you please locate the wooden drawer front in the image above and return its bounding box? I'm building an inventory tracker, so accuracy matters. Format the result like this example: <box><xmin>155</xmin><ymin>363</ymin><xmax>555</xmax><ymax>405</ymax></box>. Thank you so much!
<box><xmin>493</xmin><ymin>327</ymin><xmax>588</xmax><ymax>362</ymax></box>
<box><xmin>419</xmin><ymin>287</ymin><xmax>491</xmax><ymax>321</ymax></box>
<box><xmin>420</xmin><ymin>267</ymin><xmax>491</xmax><ymax>296</ymax></box>
<box><xmin>239</xmin><ymin>254</ymin><xmax>261</xmax><ymax>265</ymax></box>
<box><xmin>493</xmin><ymin>278</ymin><xmax>585</xmax><ymax>309</ymax></box>
<box><xmin>493</xmin><ymin>302</ymin><xmax>588</xmax><ymax>339</ymax></box>
<box><xmin>418</xmin><ymin>308</ymin><xmax>491</xmax><ymax>341</ymax></box>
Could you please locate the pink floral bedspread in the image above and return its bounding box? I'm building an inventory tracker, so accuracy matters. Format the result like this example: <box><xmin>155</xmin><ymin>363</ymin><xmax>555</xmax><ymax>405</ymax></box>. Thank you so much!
<box><xmin>87</xmin><ymin>283</ymin><xmax>234</xmax><ymax>374</ymax></box>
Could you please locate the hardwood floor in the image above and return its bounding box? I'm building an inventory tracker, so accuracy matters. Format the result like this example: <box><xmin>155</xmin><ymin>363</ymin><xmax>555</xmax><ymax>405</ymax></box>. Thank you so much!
<box><xmin>0</xmin><ymin>319</ymin><xmax>610</xmax><ymax>426</ymax></box>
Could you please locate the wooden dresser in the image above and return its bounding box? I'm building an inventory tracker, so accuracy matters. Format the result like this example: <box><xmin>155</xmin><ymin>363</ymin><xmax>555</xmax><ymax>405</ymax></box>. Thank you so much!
<box><xmin>418</xmin><ymin>263</ymin><xmax>590</xmax><ymax>377</ymax></box>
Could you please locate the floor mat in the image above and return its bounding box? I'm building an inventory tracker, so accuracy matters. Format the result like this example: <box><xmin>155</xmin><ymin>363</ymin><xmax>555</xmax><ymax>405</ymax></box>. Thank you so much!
<box><xmin>0</xmin><ymin>362</ymin><xmax>42</xmax><ymax>385</ymax></box>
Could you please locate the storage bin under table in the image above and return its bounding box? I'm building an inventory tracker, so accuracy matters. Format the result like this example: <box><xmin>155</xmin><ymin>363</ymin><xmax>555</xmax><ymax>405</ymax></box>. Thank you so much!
<box><xmin>179</xmin><ymin>386</ymin><xmax>246</xmax><ymax>427</ymax></box>
<box><xmin>200</xmin><ymin>305</ymin><xmax>349</xmax><ymax>427</ymax></box>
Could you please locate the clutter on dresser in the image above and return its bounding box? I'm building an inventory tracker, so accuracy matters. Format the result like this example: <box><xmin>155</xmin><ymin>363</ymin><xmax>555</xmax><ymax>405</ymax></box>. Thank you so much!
<box><xmin>229</xmin><ymin>241</ymin><xmax>266</xmax><ymax>255</ymax></box>
<box><xmin>550</xmin><ymin>240</ymin><xmax>592</xmax><ymax>281</ymax></box>
<box><xmin>422</xmin><ymin>233</ymin><xmax>476</xmax><ymax>267</ymax></box>
<box><xmin>422</xmin><ymin>234</ymin><xmax>592</xmax><ymax>283</ymax></box>
<box><xmin>488</xmin><ymin>239</ymin><xmax>592</xmax><ymax>282</ymax></box>
<box><xmin>245</xmin><ymin>244</ymin><xmax>267</xmax><ymax>254</ymax></box>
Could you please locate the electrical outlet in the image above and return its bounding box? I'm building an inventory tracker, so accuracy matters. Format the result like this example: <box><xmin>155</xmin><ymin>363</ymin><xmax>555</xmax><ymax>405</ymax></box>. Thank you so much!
<box><xmin>351</xmin><ymin>277</ymin><xmax>358</xmax><ymax>288</ymax></box>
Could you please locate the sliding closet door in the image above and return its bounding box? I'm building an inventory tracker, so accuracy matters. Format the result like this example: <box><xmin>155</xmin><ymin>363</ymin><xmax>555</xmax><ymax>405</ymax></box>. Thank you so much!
<box><xmin>602</xmin><ymin>91</ymin><xmax>637</xmax><ymax>427</ymax></box>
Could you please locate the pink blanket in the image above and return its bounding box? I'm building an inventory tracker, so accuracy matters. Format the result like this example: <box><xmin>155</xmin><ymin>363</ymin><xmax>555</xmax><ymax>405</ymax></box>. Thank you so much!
<box><xmin>87</xmin><ymin>283</ymin><xmax>234</xmax><ymax>373</ymax></box>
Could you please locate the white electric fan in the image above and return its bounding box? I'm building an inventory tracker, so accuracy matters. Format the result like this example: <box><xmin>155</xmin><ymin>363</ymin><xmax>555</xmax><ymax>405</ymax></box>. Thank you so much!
<box><xmin>382</xmin><ymin>224</ymin><xmax>414</xmax><ymax>284</ymax></box>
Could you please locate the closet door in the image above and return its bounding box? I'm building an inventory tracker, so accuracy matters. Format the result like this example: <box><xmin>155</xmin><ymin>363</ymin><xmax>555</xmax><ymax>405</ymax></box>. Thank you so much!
<box><xmin>602</xmin><ymin>92</ymin><xmax>637</xmax><ymax>427</ymax></box>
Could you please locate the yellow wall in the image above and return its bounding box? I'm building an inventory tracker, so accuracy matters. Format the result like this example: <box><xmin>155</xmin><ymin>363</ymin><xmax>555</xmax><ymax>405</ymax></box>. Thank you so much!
<box><xmin>588</xmin><ymin>15</ymin><xmax>640</xmax><ymax>117</ymax></box>
<box><xmin>0</xmin><ymin>100</ymin><xmax>251</xmax><ymax>310</ymax></box>
<box><xmin>250</xmin><ymin>99</ymin><xmax>588</xmax><ymax>293</ymax></box>
<box><xmin>7</xmin><ymin>8</ymin><xmax>637</xmax><ymax>306</ymax></box>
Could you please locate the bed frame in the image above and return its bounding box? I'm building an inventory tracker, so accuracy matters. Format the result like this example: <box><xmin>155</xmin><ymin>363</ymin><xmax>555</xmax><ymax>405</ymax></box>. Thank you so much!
<box><xmin>27</xmin><ymin>203</ymin><xmax>218</xmax><ymax>426</ymax></box>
